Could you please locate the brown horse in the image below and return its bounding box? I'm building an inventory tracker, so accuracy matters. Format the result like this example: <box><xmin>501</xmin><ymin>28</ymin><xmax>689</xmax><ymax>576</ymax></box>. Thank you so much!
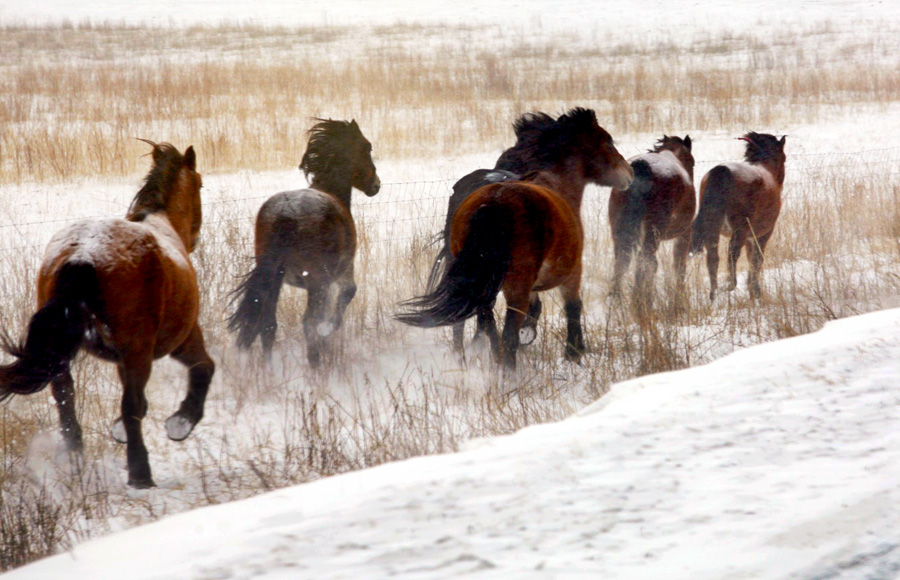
<box><xmin>398</xmin><ymin>108</ymin><xmax>633</xmax><ymax>370</ymax></box>
<box><xmin>427</xmin><ymin>108</ymin><xmax>630</xmax><ymax>355</ymax></box>
<box><xmin>608</xmin><ymin>135</ymin><xmax>696</xmax><ymax>308</ymax></box>
<box><xmin>228</xmin><ymin>119</ymin><xmax>380</xmax><ymax>367</ymax></box>
<box><xmin>0</xmin><ymin>142</ymin><xmax>213</xmax><ymax>489</ymax></box>
<box><xmin>690</xmin><ymin>132</ymin><xmax>786</xmax><ymax>300</ymax></box>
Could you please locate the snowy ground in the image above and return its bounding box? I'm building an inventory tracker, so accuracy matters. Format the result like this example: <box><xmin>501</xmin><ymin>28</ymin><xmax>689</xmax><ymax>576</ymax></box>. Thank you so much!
<box><xmin>2</xmin><ymin>0</ymin><xmax>900</xmax><ymax>577</ymax></box>
<box><xmin>6</xmin><ymin>308</ymin><xmax>900</xmax><ymax>579</ymax></box>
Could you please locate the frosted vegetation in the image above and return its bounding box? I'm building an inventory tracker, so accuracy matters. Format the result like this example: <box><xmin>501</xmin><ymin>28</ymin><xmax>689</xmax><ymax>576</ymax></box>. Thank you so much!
<box><xmin>0</xmin><ymin>1</ymin><xmax>899</xmax><ymax>572</ymax></box>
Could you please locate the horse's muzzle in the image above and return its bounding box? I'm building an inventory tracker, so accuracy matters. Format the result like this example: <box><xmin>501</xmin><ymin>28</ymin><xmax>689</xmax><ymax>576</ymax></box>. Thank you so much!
<box><xmin>365</xmin><ymin>176</ymin><xmax>382</xmax><ymax>197</ymax></box>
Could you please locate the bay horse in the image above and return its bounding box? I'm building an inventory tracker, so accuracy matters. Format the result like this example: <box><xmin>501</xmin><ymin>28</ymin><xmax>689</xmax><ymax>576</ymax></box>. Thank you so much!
<box><xmin>228</xmin><ymin>119</ymin><xmax>380</xmax><ymax>367</ymax></box>
<box><xmin>690</xmin><ymin>132</ymin><xmax>786</xmax><ymax>301</ymax></box>
<box><xmin>0</xmin><ymin>142</ymin><xmax>213</xmax><ymax>489</ymax></box>
<box><xmin>427</xmin><ymin>108</ymin><xmax>626</xmax><ymax>354</ymax></box>
<box><xmin>399</xmin><ymin>108</ymin><xmax>633</xmax><ymax>370</ymax></box>
<box><xmin>608</xmin><ymin>135</ymin><xmax>696</xmax><ymax>309</ymax></box>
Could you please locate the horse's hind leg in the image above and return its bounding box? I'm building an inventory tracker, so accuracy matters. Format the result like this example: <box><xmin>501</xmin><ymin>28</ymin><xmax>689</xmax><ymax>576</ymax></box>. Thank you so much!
<box><xmin>303</xmin><ymin>286</ymin><xmax>328</xmax><ymax>368</ymax></box>
<box><xmin>634</xmin><ymin>227</ymin><xmax>660</xmax><ymax>313</ymax></box>
<box><xmin>166</xmin><ymin>325</ymin><xmax>215</xmax><ymax>442</ymax></box>
<box><xmin>113</xmin><ymin>356</ymin><xmax>154</xmax><ymax>488</ymax></box>
<box><xmin>673</xmin><ymin>232</ymin><xmax>690</xmax><ymax>310</ymax></box>
<box><xmin>452</xmin><ymin>322</ymin><xmax>466</xmax><ymax>353</ymax></box>
<box><xmin>518</xmin><ymin>293</ymin><xmax>542</xmax><ymax>346</ymax></box>
<box><xmin>474</xmin><ymin>305</ymin><xmax>500</xmax><ymax>357</ymax></box>
<box><xmin>726</xmin><ymin>228</ymin><xmax>749</xmax><ymax>293</ymax></box>
<box><xmin>609</xmin><ymin>226</ymin><xmax>635</xmax><ymax>299</ymax></box>
<box><xmin>746</xmin><ymin>231</ymin><xmax>772</xmax><ymax>300</ymax></box>
<box><xmin>705</xmin><ymin>241</ymin><xmax>720</xmax><ymax>301</ymax></box>
<box><xmin>51</xmin><ymin>371</ymin><xmax>83</xmax><ymax>453</ymax></box>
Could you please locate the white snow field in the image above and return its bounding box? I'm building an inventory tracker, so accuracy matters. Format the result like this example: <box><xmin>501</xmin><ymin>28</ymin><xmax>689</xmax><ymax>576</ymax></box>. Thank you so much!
<box><xmin>6</xmin><ymin>308</ymin><xmax>900</xmax><ymax>579</ymax></box>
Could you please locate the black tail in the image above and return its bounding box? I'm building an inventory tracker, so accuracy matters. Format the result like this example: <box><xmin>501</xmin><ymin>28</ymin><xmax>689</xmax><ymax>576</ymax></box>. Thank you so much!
<box><xmin>691</xmin><ymin>165</ymin><xmax>733</xmax><ymax>253</ymax></box>
<box><xmin>397</xmin><ymin>203</ymin><xmax>514</xmax><ymax>327</ymax></box>
<box><xmin>0</xmin><ymin>262</ymin><xmax>95</xmax><ymax>401</ymax></box>
<box><xmin>616</xmin><ymin>158</ymin><xmax>653</xmax><ymax>251</ymax></box>
<box><xmin>227</xmin><ymin>252</ymin><xmax>286</xmax><ymax>350</ymax></box>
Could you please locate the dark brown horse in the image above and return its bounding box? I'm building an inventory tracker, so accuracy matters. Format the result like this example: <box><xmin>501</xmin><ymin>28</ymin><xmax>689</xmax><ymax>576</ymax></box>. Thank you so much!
<box><xmin>399</xmin><ymin>108</ymin><xmax>633</xmax><ymax>370</ymax></box>
<box><xmin>608</xmin><ymin>135</ymin><xmax>695</xmax><ymax>308</ymax></box>
<box><xmin>428</xmin><ymin>108</ymin><xmax>627</xmax><ymax>354</ymax></box>
<box><xmin>228</xmin><ymin>119</ymin><xmax>380</xmax><ymax>367</ymax></box>
<box><xmin>690</xmin><ymin>132</ymin><xmax>786</xmax><ymax>300</ymax></box>
<box><xmin>0</xmin><ymin>142</ymin><xmax>213</xmax><ymax>489</ymax></box>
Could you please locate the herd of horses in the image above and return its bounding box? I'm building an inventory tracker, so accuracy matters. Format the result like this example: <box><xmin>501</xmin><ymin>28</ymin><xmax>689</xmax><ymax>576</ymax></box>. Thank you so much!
<box><xmin>0</xmin><ymin>108</ymin><xmax>786</xmax><ymax>487</ymax></box>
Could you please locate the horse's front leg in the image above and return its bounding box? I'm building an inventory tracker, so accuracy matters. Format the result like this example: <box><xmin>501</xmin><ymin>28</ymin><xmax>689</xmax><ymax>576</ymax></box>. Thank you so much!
<box><xmin>746</xmin><ymin>231</ymin><xmax>772</xmax><ymax>300</ymax></box>
<box><xmin>112</xmin><ymin>356</ymin><xmax>154</xmax><ymax>488</ymax></box>
<box><xmin>559</xmin><ymin>263</ymin><xmax>586</xmax><ymax>362</ymax></box>
<box><xmin>166</xmin><ymin>324</ymin><xmax>215</xmax><ymax>442</ymax></box>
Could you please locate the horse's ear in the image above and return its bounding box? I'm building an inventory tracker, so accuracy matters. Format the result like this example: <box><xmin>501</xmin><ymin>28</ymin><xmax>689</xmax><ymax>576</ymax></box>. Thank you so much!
<box><xmin>779</xmin><ymin>135</ymin><xmax>787</xmax><ymax>146</ymax></box>
<box><xmin>350</xmin><ymin>119</ymin><xmax>359</xmax><ymax>128</ymax></box>
<box><xmin>684</xmin><ymin>135</ymin><xmax>692</xmax><ymax>151</ymax></box>
<box><xmin>183</xmin><ymin>146</ymin><xmax>196</xmax><ymax>170</ymax></box>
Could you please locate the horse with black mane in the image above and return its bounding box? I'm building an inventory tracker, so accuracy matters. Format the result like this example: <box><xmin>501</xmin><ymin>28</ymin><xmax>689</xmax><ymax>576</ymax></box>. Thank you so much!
<box><xmin>0</xmin><ymin>142</ymin><xmax>213</xmax><ymax>488</ymax></box>
<box><xmin>690</xmin><ymin>132</ymin><xmax>786</xmax><ymax>301</ymax></box>
<box><xmin>228</xmin><ymin>119</ymin><xmax>380</xmax><ymax>367</ymax></box>
<box><xmin>608</xmin><ymin>135</ymin><xmax>695</xmax><ymax>310</ymax></box>
<box><xmin>428</xmin><ymin>108</ymin><xmax>631</xmax><ymax>355</ymax></box>
<box><xmin>400</xmin><ymin>108</ymin><xmax>633</xmax><ymax>370</ymax></box>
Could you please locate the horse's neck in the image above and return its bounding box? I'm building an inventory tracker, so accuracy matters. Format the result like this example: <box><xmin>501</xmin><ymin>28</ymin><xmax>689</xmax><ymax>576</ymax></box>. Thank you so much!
<box><xmin>754</xmin><ymin>159</ymin><xmax>786</xmax><ymax>187</ymax></box>
<box><xmin>550</xmin><ymin>172</ymin><xmax>586</xmax><ymax>215</ymax></box>
<box><xmin>310</xmin><ymin>179</ymin><xmax>353</xmax><ymax>211</ymax></box>
<box><xmin>138</xmin><ymin>213</ymin><xmax>190</xmax><ymax>254</ymax></box>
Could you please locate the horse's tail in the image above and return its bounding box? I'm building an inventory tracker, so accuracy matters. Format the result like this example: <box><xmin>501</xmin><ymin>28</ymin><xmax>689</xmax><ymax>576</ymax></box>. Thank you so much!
<box><xmin>425</xmin><ymin>244</ymin><xmax>453</xmax><ymax>293</ymax></box>
<box><xmin>227</xmin><ymin>245</ymin><xmax>286</xmax><ymax>350</ymax></box>
<box><xmin>616</xmin><ymin>158</ymin><xmax>653</xmax><ymax>250</ymax></box>
<box><xmin>691</xmin><ymin>165</ymin><xmax>733</xmax><ymax>253</ymax></box>
<box><xmin>397</xmin><ymin>202</ymin><xmax>514</xmax><ymax>327</ymax></box>
<box><xmin>0</xmin><ymin>262</ymin><xmax>95</xmax><ymax>402</ymax></box>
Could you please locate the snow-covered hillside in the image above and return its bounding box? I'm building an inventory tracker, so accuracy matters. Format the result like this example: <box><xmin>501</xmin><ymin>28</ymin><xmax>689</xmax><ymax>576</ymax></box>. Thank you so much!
<box><xmin>7</xmin><ymin>309</ymin><xmax>899</xmax><ymax>579</ymax></box>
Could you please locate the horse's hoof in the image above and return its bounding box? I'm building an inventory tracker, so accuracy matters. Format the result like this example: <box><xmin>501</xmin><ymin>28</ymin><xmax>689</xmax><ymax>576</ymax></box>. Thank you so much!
<box><xmin>518</xmin><ymin>326</ymin><xmax>537</xmax><ymax>346</ymax></box>
<box><xmin>165</xmin><ymin>413</ymin><xmax>195</xmax><ymax>442</ymax></box>
<box><xmin>111</xmin><ymin>418</ymin><xmax>127</xmax><ymax>444</ymax></box>
<box><xmin>564</xmin><ymin>348</ymin><xmax>584</xmax><ymax>363</ymax></box>
<box><xmin>128</xmin><ymin>476</ymin><xmax>156</xmax><ymax>489</ymax></box>
<box><xmin>316</xmin><ymin>322</ymin><xmax>334</xmax><ymax>337</ymax></box>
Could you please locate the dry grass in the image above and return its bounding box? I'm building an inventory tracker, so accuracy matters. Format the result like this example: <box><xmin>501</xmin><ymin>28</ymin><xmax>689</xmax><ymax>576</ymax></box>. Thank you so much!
<box><xmin>1</xmin><ymin>17</ymin><xmax>900</xmax><ymax>571</ymax></box>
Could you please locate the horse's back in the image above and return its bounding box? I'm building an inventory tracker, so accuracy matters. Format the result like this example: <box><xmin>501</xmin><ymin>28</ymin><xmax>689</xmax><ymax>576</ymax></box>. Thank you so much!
<box><xmin>38</xmin><ymin>216</ymin><xmax>198</xmax><ymax>358</ymax></box>
<box><xmin>255</xmin><ymin>189</ymin><xmax>356</xmax><ymax>284</ymax></box>
<box><xmin>452</xmin><ymin>181</ymin><xmax>580</xmax><ymax>291</ymax></box>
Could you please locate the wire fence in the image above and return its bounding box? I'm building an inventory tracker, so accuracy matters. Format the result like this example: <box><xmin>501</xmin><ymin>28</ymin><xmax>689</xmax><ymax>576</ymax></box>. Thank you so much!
<box><xmin>2</xmin><ymin>145</ymin><xmax>899</xmax><ymax>258</ymax></box>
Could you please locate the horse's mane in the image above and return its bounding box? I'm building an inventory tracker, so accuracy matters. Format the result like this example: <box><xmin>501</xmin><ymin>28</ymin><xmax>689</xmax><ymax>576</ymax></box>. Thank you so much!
<box><xmin>128</xmin><ymin>142</ymin><xmax>188</xmax><ymax>220</ymax></box>
<box><xmin>650</xmin><ymin>135</ymin><xmax>689</xmax><ymax>153</ymax></box>
<box><xmin>299</xmin><ymin>119</ymin><xmax>365</xmax><ymax>185</ymax></box>
<box><xmin>494</xmin><ymin>107</ymin><xmax>606</xmax><ymax>173</ymax></box>
<box><xmin>741</xmin><ymin>132</ymin><xmax>785</xmax><ymax>164</ymax></box>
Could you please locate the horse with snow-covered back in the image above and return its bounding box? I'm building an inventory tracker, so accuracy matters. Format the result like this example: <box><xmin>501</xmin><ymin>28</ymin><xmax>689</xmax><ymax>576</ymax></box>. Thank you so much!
<box><xmin>608</xmin><ymin>135</ymin><xmax>696</xmax><ymax>311</ymax></box>
<box><xmin>690</xmin><ymin>132</ymin><xmax>787</xmax><ymax>301</ymax></box>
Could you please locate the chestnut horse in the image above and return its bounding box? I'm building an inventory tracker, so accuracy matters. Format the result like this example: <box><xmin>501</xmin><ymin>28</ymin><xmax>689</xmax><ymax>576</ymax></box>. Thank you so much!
<box><xmin>399</xmin><ymin>108</ymin><xmax>633</xmax><ymax>370</ymax></box>
<box><xmin>228</xmin><ymin>119</ymin><xmax>380</xmax><ymax>367</ymax></box>
<box><xmin>690</xmin><ymin>132</ymin><xmax>786</xmax><ymax>300</ymax></box>
<box><xmin>608</xmin><ymin>135</ymin><xmax>696</xmax><ymax>308</ymax></box>
<box><xmin>427</xmin><ymin>108</ymin><xmax>627</xmax><ymax>354</ymax></box>
<box><xmin>0</xmin><ymin>142</ymin><xmax>213</xmax><ymax>488</ymax></box>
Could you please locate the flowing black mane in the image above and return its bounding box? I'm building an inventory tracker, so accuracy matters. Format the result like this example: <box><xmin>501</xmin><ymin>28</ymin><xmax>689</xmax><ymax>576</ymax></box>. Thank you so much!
<box><xmin>300</xmin><ymin>119</ymin><xmax>366</xmax><ymax>187</ymax></box>
<box><xmin>650</xmin><ymin>135</ymin><xmax>690</xmax><ymax>153</ymax></box>
<box><xmin>494</xmin><ymin>107</ymin><xmax>608</xmax><ymax>173</ymax></box>
<box><xmin>128</xmin><ymin>142</ymin><xmax>189</xmax><ymax>220</ymax></box>
<box><xmin>741</xmin><ymin>132</ymin><xmax>786</xmax><ymax>164</ymax></box>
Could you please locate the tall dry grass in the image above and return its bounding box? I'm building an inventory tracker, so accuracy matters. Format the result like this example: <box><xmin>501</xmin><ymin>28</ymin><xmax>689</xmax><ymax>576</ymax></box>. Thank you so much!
<box><xmin>1</xmin><ymin>18</ymin><xmax>900</xmax><ymax>572</ymax></box>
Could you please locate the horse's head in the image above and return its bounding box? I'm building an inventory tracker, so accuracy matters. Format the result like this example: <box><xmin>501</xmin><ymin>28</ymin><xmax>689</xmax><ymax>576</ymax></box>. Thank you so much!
<box><xmin>130</xmin><ymin>141</ymin><xmax>203</xmax><ymax>252</ymax></box>
<box><xmin>347</xmin><ymin>119</ymin><xmax>381</xmax><ymax>197</ymax></box>
<box><xmin>561</xmin><ymin>107</ymin><xmax>634</xmax><ymax>190</ymax></box>
<box><xmin>654</xmin><ymin>134</ymin><xmax>695</xmax><ymax>177</ymax></box>
<box><xmin>739</xmin><ymin>132</ymin><xmax>787</xmax><ymax>183</ymax></box>
<box><xmin>300</xmin><ymin>119</ymin><xmax>381</xmax><ymax>201</ymax></box>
